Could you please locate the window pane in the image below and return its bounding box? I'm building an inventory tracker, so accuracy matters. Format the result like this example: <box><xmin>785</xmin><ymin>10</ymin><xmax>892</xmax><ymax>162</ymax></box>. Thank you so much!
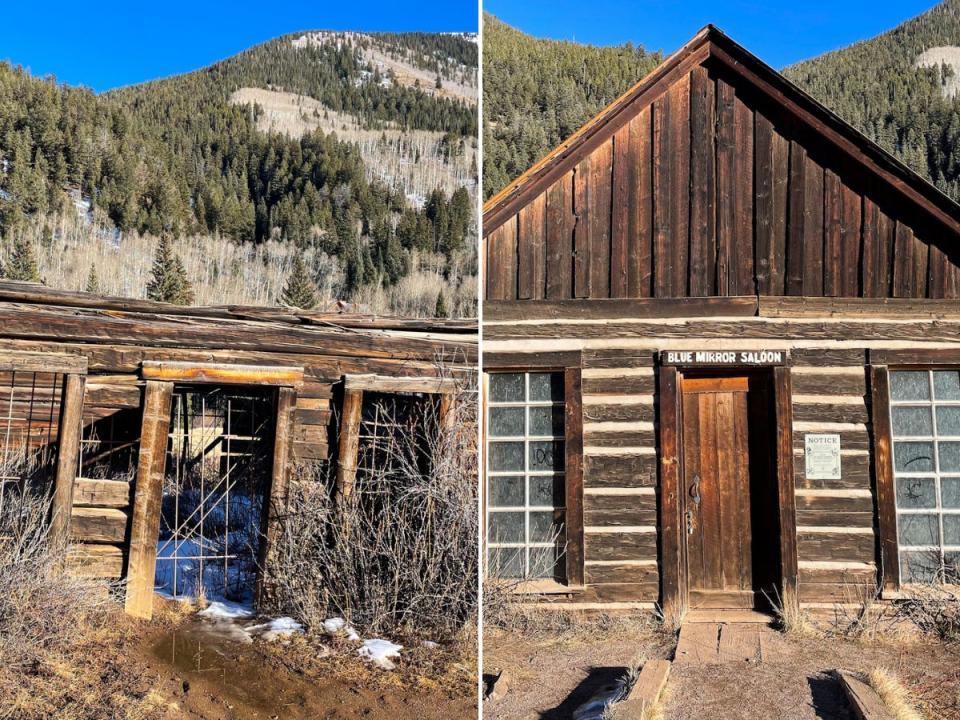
<box><xmin>937</xmin><ymin>407</ymin><xmax>960</xmax><ymax>437</ymax></box>
<box><xmin>944</xmin><ymin>516</ymin><xmax>960</xmax><ymax>546</ymax></box>
<box><xmin>489</xmin><ymin>373</ymin><xmax>524</xmax><ymax>402</ymax></box>
<box><xmin>489</xmin><ymin>442</ymin><xmax>524</xmax><ymax>471</ymax></box>
<box><xmin>901</xmin><ymin>551</ymin><xmax>940</xmax><ymax>583</ymax></box>
<box><xmin>934</xmin><ymin>371</ymin><xmax>960</xmax><ymax>400</ymax></box>
<box><xmin>892</xmin><ymin>406</ymin><xmax>933</xmax><ymax>436</ymax></box>
<box><xmin>891</xmin><ymin>371</ymin><xmax>931</xmax><ymax>401</ymax></box>
<box><xmin>488</xmin><ymin>511</ymin><xmax>525</xmax><ymax>543</ymax></box>
<box><xmin>896</xmin><ymin>477</ymin><xmax>936</xmax><ymax>509</ymax></box>
<box><xmin>942</xmin><ymin>478</ymin><xmax>960</xmax><ymax>508</ymax></box>
<box><xmin>529</xmin><ymin>440</ymin><xmax>564</xmax><ymax>471</ymax></box>
<box><xmin>529</xmin><ymin>372</ymin><xmax>563</xmax><ymax>402</ymax></box>
<box><xmin>489</xmin><ymin>547</ymin><xmax>523</xmax><ymax>579</ymax></box>
<box><xmin>894</xmin><ymin>441</ymin><xmax>935</xmax><ymax>473</ymax></box>
<box><xmin>529</xmin><ymin>511</ymin><xmax>562</xmax><ymax>543</ymax></box>
<box><xmin>489</xmin><ymin>476</ymin><xmax>524</xmax><ymax>507</ymax></box>
<box><xmin>528</xmin><ymin>546</ymin><xmax>563</xmax><ymax>580</ymax></box>
<box><xmin>940</xmin><ymin>442</ymin><xmax>960</xmax><ymax>473</ymax></box>
<box><xmin>530</xmin><ymin>475</ymin><xmax>564</xmax><ymax>507</ymax></box>
<box><xmin>529</xmin><ymin>405</ymin><xmax>564</xmax><ymax>436</ymax></box>
<box><xmin>898</xmin><ymin>514</ymin><xmax>940</xmax><ymax>546</ymax></box>
<box><xmin>489</xmin><ymin>407</ymin><xmax>524</xmax><ymax>437</ymax></box>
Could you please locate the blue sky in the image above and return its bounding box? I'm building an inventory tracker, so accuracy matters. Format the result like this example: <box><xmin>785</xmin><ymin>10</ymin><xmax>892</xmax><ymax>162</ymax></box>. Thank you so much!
<box><xmin>485</xmin><ymin>0</ymin><xmax>937</xmax><ymax>69</ymax></box>
<box><xmin>0</xmin><ymin>0</ymin><xmax>478</xmax><ymax>93</ymax></box>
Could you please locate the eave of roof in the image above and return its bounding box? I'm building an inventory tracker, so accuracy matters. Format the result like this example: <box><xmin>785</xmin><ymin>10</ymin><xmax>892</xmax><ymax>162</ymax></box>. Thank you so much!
<box><xmin>483</xmin><ymin>25</ymin><xmax>960</xmax><ymax>239</ymax></box>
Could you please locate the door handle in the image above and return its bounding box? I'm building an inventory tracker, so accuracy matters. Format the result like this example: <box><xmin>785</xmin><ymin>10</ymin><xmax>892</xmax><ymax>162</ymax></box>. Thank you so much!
<box><xmin>689</xmin><ymin>475</ymin><xmax>701</xmax><ymax>506</ymax></box>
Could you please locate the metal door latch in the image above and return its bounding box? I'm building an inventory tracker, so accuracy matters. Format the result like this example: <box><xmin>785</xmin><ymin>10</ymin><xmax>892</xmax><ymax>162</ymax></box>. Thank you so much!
<box><xmin>686</xmin><ymin>509</ymin><xmax>694</xmax><ymax>535</ymax></box>
<box><xmin>690</xmin><ymin>474</ymin><xmax>701</xmax><ymax>506</ymax></box>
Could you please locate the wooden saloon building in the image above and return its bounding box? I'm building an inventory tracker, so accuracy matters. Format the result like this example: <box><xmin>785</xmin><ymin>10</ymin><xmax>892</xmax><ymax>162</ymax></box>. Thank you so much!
<box><xmin>482</xmin><ymin>26</ymin><xmax>960</xmax><ymax>616</ymax></box>
<box><xmin>0</xmin><ymin>281</ymin><xmax>475</xmax><ymax>619</ymax></box>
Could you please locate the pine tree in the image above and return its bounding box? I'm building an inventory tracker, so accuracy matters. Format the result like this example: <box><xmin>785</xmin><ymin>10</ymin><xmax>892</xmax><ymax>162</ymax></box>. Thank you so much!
<box><xmin>5</xmin><ymin>236</ymin><xmax>41</xmax><ymax>282</ymax></box>
<box><xmin>434</xmin><ymin>289</ymin><xmax>449</xmax><ymax>318</ymax></box>
<box><xmin>146</xmin><ymin>235</ymin><xmax>194</xmax><ymax>305</ymax></box>
<box><xmin>85</xmin><ymin>265</ymin><xmax>101</xmax><ymax>294</ymax></box>
<box><xmin>280</xmin><ymin>255</ymin><xmax>319</xmax><ymax>309</ymax></box>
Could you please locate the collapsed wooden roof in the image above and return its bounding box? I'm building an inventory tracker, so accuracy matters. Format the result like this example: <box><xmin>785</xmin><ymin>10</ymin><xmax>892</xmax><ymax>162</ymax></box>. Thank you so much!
<box><xmin>0</xmin><ymin>280</ymin><xmax>477</xmax><ymax>365</ymax></box>
<box><xmin>483</xmin><ymin>26</ymin><xmax>960</xmax><ymax>301</ymax></box>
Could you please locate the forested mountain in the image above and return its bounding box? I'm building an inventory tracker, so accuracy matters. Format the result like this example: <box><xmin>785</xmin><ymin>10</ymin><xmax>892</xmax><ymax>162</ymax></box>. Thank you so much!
<box><xmin>784</xmin><ymin>0</ymin><xmax>960</xmax><ymax>201</ymax></box>
<box><xmin>482</xmin><ymin>14</ymin><xmax>659</xmax><ymax>199</ymax></box>
<box><xmin>0</xmin><ymin>30</ymin><xmax>478</xmax><ymax>316</ymax></box>
<box><xmin>483</xmin><ymin>3</ymin><xmax>960</xmax><ymax>206</ymax></box>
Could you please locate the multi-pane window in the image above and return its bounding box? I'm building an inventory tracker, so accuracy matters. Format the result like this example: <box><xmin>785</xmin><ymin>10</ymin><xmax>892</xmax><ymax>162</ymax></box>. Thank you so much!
<box><xmin>890</xmin><ymin>369</ymin><xmax>960</xmax><ymax>583</ymax></box>
<box><xmin>486</xmin><ymin>372</ymin><xmax>565</xmax><ymax>581</ymax></box>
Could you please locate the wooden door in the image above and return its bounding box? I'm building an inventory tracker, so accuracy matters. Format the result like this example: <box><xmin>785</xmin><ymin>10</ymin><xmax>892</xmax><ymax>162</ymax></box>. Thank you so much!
<box><xmin>681</xmin><ymin>375</ymin><xmax>756</xmax><ymax>609</ymax></box>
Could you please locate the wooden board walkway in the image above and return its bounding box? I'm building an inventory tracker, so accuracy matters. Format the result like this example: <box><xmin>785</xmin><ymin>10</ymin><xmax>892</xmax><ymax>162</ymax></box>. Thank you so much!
<box><xmin>674</xmin><ymin>622</ymin><xmax>785</xmax><ymax>664</ymax></box>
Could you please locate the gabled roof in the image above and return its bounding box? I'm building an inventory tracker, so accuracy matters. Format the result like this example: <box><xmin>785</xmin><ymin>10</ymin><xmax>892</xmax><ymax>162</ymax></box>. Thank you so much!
<box><xmin>483</xmin><ymin>25</ymin><xmax>960</xmax><ymax>237</ymax></box>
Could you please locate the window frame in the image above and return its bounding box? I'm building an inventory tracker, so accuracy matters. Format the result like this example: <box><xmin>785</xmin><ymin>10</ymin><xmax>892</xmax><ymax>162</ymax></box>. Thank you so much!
<box><xmin>482</xmin><ymin>358</ymin><xmax>584</xmax><ymax>592</ymax></box>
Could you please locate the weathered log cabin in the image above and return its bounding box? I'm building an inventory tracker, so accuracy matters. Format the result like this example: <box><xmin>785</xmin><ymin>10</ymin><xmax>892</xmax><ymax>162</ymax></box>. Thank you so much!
<box><xmin>0</xmin><ymin>280</ymin><xmax>475</xmax><ymax>619</ymax></box>
<box><xmin>482</xmin><ymin>26</ymin><xmax>960</xmax><ymax>617</ymax></box>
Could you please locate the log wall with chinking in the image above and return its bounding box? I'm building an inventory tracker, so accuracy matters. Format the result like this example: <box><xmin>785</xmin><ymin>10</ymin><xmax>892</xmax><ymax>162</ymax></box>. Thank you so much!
<box><xmin>483</xmin><ymin>297</ymin><xmax>959</xmax><ymax>609</ymax></box>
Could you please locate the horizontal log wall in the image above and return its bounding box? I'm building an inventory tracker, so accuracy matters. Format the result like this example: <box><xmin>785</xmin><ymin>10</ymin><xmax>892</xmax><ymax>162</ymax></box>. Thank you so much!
<box><xmin>485</xmin><ymin>59</ymin><xmax>960</xmax><ymax>302</ymax></box>
<box><xmin>481</xmin><ymin>306</ymin><xmax>960</xmax><ymax>607</ymax></box>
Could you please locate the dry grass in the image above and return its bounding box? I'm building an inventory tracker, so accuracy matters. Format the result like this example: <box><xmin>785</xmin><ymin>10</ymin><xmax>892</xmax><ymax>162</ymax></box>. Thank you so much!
<box><xmin>765</xmin><ymin>587</ymin><xmax>818</xmax><ymax>638</ymax></box>
<box><xmin>869</xmin><ymin>667</ymin><xmax>925</xmax><ymax>720</ymax></box>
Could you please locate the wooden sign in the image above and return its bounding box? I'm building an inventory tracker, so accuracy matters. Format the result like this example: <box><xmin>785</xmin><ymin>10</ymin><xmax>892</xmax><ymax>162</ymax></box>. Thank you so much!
<box><xmin>660</xmin><ymin>350</ymin><xmax>788</xmax><ymax>367</ymax></box>
<box><xmin>804</xmin><ymin>434</ymin><xmax>842</xmax><ymax>480</ymax></box>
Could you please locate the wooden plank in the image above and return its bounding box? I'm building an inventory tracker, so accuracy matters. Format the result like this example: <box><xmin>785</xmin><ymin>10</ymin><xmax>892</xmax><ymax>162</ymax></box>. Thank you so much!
<box><xmin>770</xmin><ymin>130</ymin><xmax>790</xmax><ymax>295</ymax></box>
<box><xmin>546</xmin><ymin>171</ymin><xmax>575</xmax><ymax>299</ymax></box>
<box><xmin>875</xmin><ymin>209</ymin><xmax>895</xmax><ymax>297</ymax></box>
<box><xmin>912</xmin><ymin>229</ymin><xmax>929</xmax><ymax>298</ymax></box>
<box><xmin>892</xmin><ymin>222</ymin><xmax>914</xmax><ymax>298</ymax></box>
<box><xmin>797</xmin><ymin>531</ymin><xmax>875</xmax><ymax>562</ymax></box>
<box><xmin>652</xmin><ymin>93</ymin><xmax>672</xmax><ymax>297</ymax></box>
<box><xmin>754</xmin><ymin>112</ymin><xmax>774</xmax><ymax>295</ymax></box>
<box><xmin>658</xmin><ymin>365</ymin><xmax>683</xmax><ymax>616</ymax></box>
<box><xmin>483</xmin><ymin>296</ymin><xmax>759</xmax><ymax>322</ymax></box>
<box><xmin>518</xmin><ymin>193</ymin><xmax>546</xmax><ymax>300</ymax></box>
<box><xmin>574</xmin><ymin>159</ymin><xmax>592</xmax><ymax>298</ymax></box>
<box><xmin>621</xmin><ymin>659</ymin><xmax>671</xmax><ymax>716</ymax></box>
<box><xmin>674</xmin><ymin>623</ymin><xmax>720</xmax><ymax>664</ymax></box>
<box><xmin>590</xmin><ymin>140</ymin><xmax>613</xmax><ymax>298</ymax></box>
<box><xmin>124</xmin><ymin>380</ymin><xmax>174</xmax><ymax>619</ymax></box>
<box><xmin>73</xmin><ymin>479</ymin><xmax>131</xmax><ymax>508</ymax></box>
<box><xmin>335</xmin><ymin>387</ymin><xmax>363</xmax><ymax>502</ymax></box>
<box><xmin>257</xmin><ymin>385</ymin><xmax>297</xmax><ymax>605</ymax></box>
<box><xmin>584</xmin><ymin>454</ymin><xmax>658</xmax><ymax>487</ymax></box>
<box><xmin>587</xmin><ymin>532</ymin><xmax>658</xmax><ymax>561</ymax></box>
<box><xmin>774</xmin><ymin>367</ymin><xmax>799</xmax><ymax>606</ymax></box>
<box><xmin>841</xmin><ymin>185</ymin><xmax>863</xmax><ymax>295</ymax></box>
<box><xmin>343</xmin><ymin>374</ymin><xmax>457</xmax><ymax>394</ymax></box>
<box><xmin>611</xmin><ymin>125</ymin><xmax>631</xmax><ymax>298</ymax></box>
<box><xmin>689</xmin><ymin>68</ymin><xmax>715</xmax><ymax>297</ymax></box>
<box><xmin>861</xmin><ymin>198</ymin><xmax>880</xmax><ymax>298</ymax></box>
<box><xmin>716</xmin><ymin>79</ymin><xmax>736</xmax><ymax>295</ymax></box>
<box><xmin>870</xmin><ymin>365</ymin><xmax>899</xmax><ymax>593</ymax></box>
<box><xmin>786</xmin><ymin>142</ymin><xmax>807</xmax><ymax>296</ymax></box>
<box><xmin>836</xmin><ymin>670</ymin><xmax>895</xmax><ymax>720</ymax></box>
<box><xmin>67</xmin><ymin>544</ymin><xmax>124</xmax><ymax>578</ymax></box>
<box><xmin>929</xmin><ymin>242</ymin><xmax>949</xmax><ymax>300</ymax></box>
<box><xmin>803</xmin><ymin>154</ymin><xmax>825</xmax><ymax>296</ymax></box>
<box><xmin>141</xmin><ymin>361</ymin><xmax>303</xmax><ymax>387</ymax></box>
<box><xmin>85</xmin><ymin>382</ymin><xmax>141</xmax><ymax>408</ymax></box>
<box><xmin>565</xmin><ymin>367</ymin><xmax>585</xmax><ymax>586</ymax></box>
<box><xmin>71</xmin><ymin>506</ymin><xmax>127</xmax><ymax>543</ymax></box>
<box><xmin>669</xmin><ymin>73</ymin><xmax>691</xmax><ymax>296</ymax></box>
<box><xmin>823</xmin><ymin>170</ymin><xmax>842</xmax><ymax>296</ymax></box>
<box><xmin>0</xmin><ymin>350</ymin><xmax>87</xmax><ymax>375</ymax></box>
<box><xmin>50</xmin><ymin>373</ymin><xmax>85</xmax><ymax>552</ymax></box>
<box><xmin>486</xmin><ymin>220</ymin><xmax>514</xmax><ymax>301</ymax></box>
<box><xmin>632</xmin><ymin>107</ymin><xmax>654</xmax><ymax>298</ymax></box>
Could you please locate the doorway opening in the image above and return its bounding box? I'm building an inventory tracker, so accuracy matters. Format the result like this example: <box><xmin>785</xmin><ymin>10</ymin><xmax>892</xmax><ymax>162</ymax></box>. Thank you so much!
<box><xmin>679</xmin><ymin>371</ymin><xmax>781</xmax><ymax>611</ymax></box>
<box><xmin>154</xmin><ymin>385</ymin><xmax>276</xmax><ymax>604</ymax></box>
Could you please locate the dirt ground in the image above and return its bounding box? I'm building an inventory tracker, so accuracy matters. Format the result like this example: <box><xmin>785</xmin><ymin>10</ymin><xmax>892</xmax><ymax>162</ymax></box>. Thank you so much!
<box><xmin>482</xmin><ymin>617</ymin><xmax>960</xmax><ymax>720</ymax></box>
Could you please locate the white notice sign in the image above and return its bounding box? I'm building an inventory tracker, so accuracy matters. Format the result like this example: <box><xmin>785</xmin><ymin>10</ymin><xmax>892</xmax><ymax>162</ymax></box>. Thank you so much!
<box><xmin>805</xmin><ymin>434</ymin><xmax>841</xmax><ymax>480</ymax></box>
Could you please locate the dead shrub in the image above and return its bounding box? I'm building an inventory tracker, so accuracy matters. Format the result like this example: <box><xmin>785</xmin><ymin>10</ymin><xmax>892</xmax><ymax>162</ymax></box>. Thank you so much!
<box><xmin>896</xmin><ymin>584</ymin><xmax>960</xmax><ymax>642</ymax></box>
<box><xmin>267</xmin><ymin>375</ymin><xmax>478</xmax><ymax>641</ymax></box>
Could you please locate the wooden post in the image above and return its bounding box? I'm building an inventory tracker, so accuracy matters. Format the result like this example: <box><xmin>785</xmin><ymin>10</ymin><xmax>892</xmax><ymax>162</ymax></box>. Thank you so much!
<box><xmin>438</xmin><ymin>392</ymin><xmax>456</xmax><ymax>432</ymax></box>
<box><xmin>50</xmin><ymin>373</ymin><xmax>86</xmax><ymax>554</ymax></box>
<box><xmin>564</xmin><ymin>367</ymin><xmax>584</xmax><ymax>586</ymax></box>
<box><xmin>124</xmin><ymin>380</ymin><xmax>173</xmax><ymax>619</ymax></box>
<box><xmin>870</xmin><ymin>365</ymin><xmax>899</xmax><ymax>594</ymax></box>
<box><xmin>773</xmin><ymin>366</ymin><xmax>799</xmax><ymax>610</ymax></box>
<box><xmin>658</xmin><ymin>365</ymin><xmax>684</xmax><ymax>620</ymax></box>
<box><xmin>335</xmin><ymin>387</ymin><xmax>363</xmax><ymax>502</ymax></box>
<box><xmin>256</xmin><ymin>386</ymin><xmax>297</xmax><ymax>605</ymax></box>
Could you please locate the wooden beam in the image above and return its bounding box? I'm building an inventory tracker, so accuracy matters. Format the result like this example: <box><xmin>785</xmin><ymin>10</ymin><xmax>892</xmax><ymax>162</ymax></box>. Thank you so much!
<box><xmin>49</xmin><ymin>373</ymin><xmax>86</xmax><ymax>553</ymax></box>
<box><xmin>484</xmin><ymin>297</ymin><xmax>759</xmax><ymax>322</ymax></box>
<box><xmin>343</xmin><ymin>373</ymin><xmax>459</xmax><ymax>394</ymax></box>
<box><xmin>657</xmin><ymin>365</ymin><xmax>684</xmax><ymax>619</ymax></box>
<box><xmin>773</xmin><ymin>366</ymin><xmax>799</xmax><ymax>608</ymax></box>
<box><xmin>142</xmin><ymin>361</ymin><xmax>303</xmax><ymax>387</ymax></box>
<box><xmin>870</xmin><ymin>349</ymin><xmax>960</xmax><ymax>366</ymax></box>
<box><xmin>870</xmin><ymin>365</ymin><xmax>899</xmax><ymax>593</ymax></box>
<box><xmin>0</xmin><ymin>350</ymin><xmax>87</xmax><ymax>375</ymax></box>
<box><xmin>335</xmin><ymin>388</ymin><xmax>363</xmax><ymax>502</ymax></box>
<box><xmin>257</xmin><ymin>385</ymin><xmax>297</xmax><ymax>606</ymax></box>
<box><xmin>564</xmin><ymin>367</ymin><xmax>585</xmax><ymax>587</ymax></box>
<box><xmin>124</xmin><ymin>380</ymin><xmax>173</xmax><ymax>619</ymax></box>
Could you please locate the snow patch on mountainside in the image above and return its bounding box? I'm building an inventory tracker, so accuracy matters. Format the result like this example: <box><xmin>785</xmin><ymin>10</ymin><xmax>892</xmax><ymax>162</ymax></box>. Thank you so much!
<box><xmin>915</xmin><ymin>46</ymin><xmax>960</xmax><ymax>98</ymax></box>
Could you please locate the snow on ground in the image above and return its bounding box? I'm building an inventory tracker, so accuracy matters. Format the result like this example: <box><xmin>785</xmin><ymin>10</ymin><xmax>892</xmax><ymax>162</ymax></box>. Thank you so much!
<box><xmin>247</xmin><ymin>617</ymin><xmax>304</xmax><ymax>642</ymax></box>
<box><xmin>916</xmin><ymin>46</ymin><xmax>960</xmax><ymax>98</ymax></box>
<box><xmin>358</xmin><ymin>639</ymin><xmax>404</xmax><ymax>670</ymax></box>
<box><xmin>322</xmin><ymin>616</ymin><xmax>361</xmax><ymax>641</ymax></box>
<box><xmin>198</xmin><ymin>600</ymin><xmax>254</xmax><ymax>620</ymax></box>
